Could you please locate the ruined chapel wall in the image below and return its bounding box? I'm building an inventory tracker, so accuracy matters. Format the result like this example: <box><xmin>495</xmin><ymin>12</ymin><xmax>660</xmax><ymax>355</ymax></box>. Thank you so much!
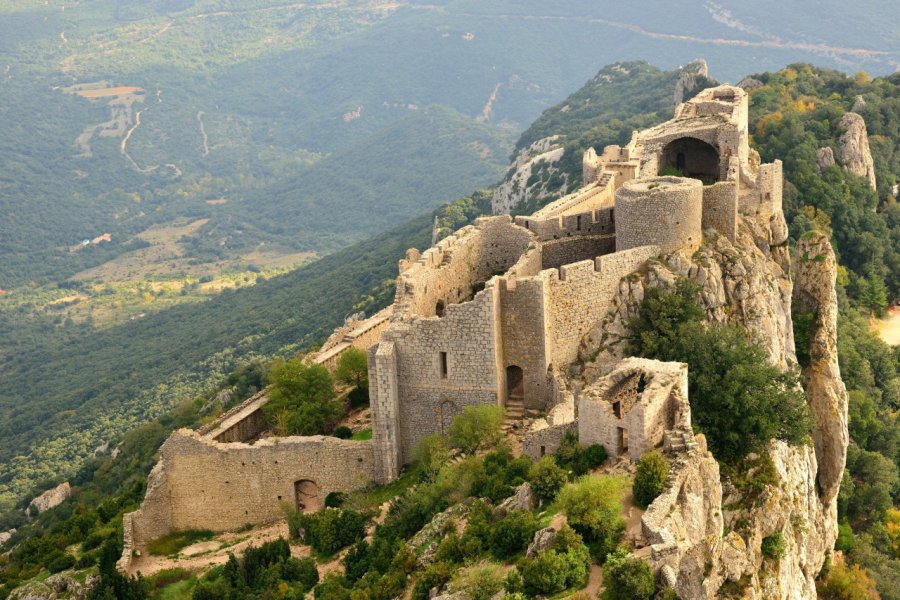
<box><xmin>740</xmin><ymin>160</ymin><xmax>783</xmax><ymax>220</ymax></box>
<box><xmin>392</xmin><ymin>288</ymin><xmax>502</xmax><ymax>465</ymax></box>
<box><xmin>396</xmin><ymin>217</ymin><xmax>532</xmax><ymax>318</ymax></box>
<box><xmin>546</xmin><ymin>245</ymin><xmax>660</xmax><ymax>368</ymax></box>
<box><xmin>127</xmin><ymin>431</ymin><xmax>375</xmax><ymax>547</ymax></box>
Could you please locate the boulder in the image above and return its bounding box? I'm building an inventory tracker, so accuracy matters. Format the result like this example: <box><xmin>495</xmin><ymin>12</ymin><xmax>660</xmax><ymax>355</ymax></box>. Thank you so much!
<box><xmin>493</xmin><ymin>483</ymin><xmax>537</xmax><ymax>517</ymax></box>
<box><xmin>28</xmin><ymin>483</ymin><xmax>71</xmax><ymax>516</ymax></box>
<box><xmin>526</xmin><ymin>526</ymin><xmax>557</xmax><ymax>558</ymax></box>
<box><xmin>815</xmin><ymin>147</ymin><xmax>835</xmax><ymax>173</ymax></box>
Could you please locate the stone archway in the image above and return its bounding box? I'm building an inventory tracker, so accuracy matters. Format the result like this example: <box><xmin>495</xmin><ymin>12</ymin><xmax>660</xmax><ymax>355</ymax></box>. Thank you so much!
<box><xmin>294</xmin><ymin>479</ymin><xmax>321</xmax><ymax>513</ymax></box>
<box><xmin>661</xmin><ymin>137</ymin><xmax>720</xmax><ymax>182</ymax></box>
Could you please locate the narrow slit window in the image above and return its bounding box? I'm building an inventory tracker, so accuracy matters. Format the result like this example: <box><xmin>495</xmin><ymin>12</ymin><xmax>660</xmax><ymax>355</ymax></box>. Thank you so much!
<box><xmin>440</xmin><ymin>352</ymin><xmax>448</xmax><ymax>379</ymax></box>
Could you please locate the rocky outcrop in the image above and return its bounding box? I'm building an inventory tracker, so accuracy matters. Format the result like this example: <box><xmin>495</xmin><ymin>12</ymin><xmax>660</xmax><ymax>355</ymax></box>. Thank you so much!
<box><xmin>578</xmin><ymin>216</ymin><xmax>845</xmax><ymax>599</ymax></box>
<box><xmin>8</xmin><ymin>574</ymin><xmax>97</xmax><ymax>600</ymax></box>
<box><xmin>581</xmin><ymin>222</ymin><xmax>795</xmax><ymax>377</ymax></box>
<box><xmin>526</xmin><ymin>526</ymin><xmax>558</xmax><ymax>558</ymax></box>
<box><xmin>0</xmin><ymin>528</ymin><xmax>15</xmax><ymax>546</ymax></box>
<box><xmin>794</xmin><ymin>233</ymin><xmax>849</xmax><ymax>505</ymax></box>
<box><xmin>493</xmin><ymin>483</ymin><xmax>537</xmax><ymax>516</ymax></box>
<box><xmin>816</xmin><ymin>147</ymin><xmax>835</xmax><ymax>173</ymax></box>
<box><xmin>27</xmin><ymin>482</ymin><xmax>71</xmax><ymax>517</ymax></box>
<box><xmin>673</xmin><ymin>59</ymin><xmax>712</xmax><ymax>105</ymax></box>
<box><xmin>737</xmin><ymin>77</ymin><xmax>763</xmax><ymax>91</ymax></box>
<box><xmin>491</xmin><ymin>137</ymin><xmax>566</xmax><ymax>214</ymax></box>
<box><xmin>839</xmin><ymin>112</ymin><xmax>877</xmax><ymax>190</ymax></box>
<box><xmin>851</xmin><ymin>94</ymin><xmax>866</xmax><ymax>112</ymax></box>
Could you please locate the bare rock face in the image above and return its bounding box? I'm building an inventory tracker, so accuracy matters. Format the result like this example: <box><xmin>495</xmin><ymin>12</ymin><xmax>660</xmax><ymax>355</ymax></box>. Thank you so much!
<box><xmin>737</xmin><ymin>77</ymin><xmax>763</xmax><ymax>91</ymax></box>
<box><xmin>581</xmin><ymin>223</ymin><xmax>795</xmax><ymax>377</ymax></box>
<box><xmin>491</xmin><ymin>137</ymin><xmax>567</xmax><ymax>214</ymax></box>
<box><xmin>8</xmin><ymin>574</ymin><xmax>96</xmax><ymax>600</ymax></box>
<box><xmin>526</xmin><ymin>526</ymin><xmax>557</xmax><ymax>558</ymax></box>
<box><xmin>839</xmin><ymin>112</ymin><xmax>877</xmax><ymax>190</ymax></box>
<box><xmin>0</xmin><ymin>528</ymin><xmax>15</xmax><ymax>545</ymax></box>
<box><xmin>494</xmin><ymin>482</ymin><xmax>537</xmax><ymax>517</ymax></box>
<box><xmin>852</xmin><ymin>94</ymin><xmax>866</xmax><ymax>112</ymax></box>
<box><xmin>816</xmin><ymin>147</ymin><xmax>835</xmax><ymax>173</ymax></box>
<box><xmin>794</xmin><ymin>234</ymin><xmax>849</xmax><ymax>505</ymax></box>
<box><xmin>674</xmin><ymin>59</ymin><xmax>712</xmax><ymax>105</ymax></box>
<box><xmin>28</xmin><ymin>482</ymin><xmax>71</xmax><ymax>517</ymax></box>
<box><xmin>579</xmin><ymin>217</ymin><xmax>846</xmax><ymax>599</ymax></box>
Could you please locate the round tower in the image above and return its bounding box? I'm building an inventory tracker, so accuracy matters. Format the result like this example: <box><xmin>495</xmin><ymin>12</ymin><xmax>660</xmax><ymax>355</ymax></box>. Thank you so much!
<box><xmin>615</xmin><ymin>176</ymin><xmax>703</xmax><ymax>254</ymax></box>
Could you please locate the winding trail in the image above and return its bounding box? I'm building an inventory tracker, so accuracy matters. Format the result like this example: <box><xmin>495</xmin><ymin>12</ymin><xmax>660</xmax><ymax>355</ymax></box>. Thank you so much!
<box><xmin>477</xmin><ymin>82</ymin><xmax>502</xmax><ymax>123</ymax></box>
<box><xmin>197</xmin><ymin>111</ymin><xmax>209</xmax><ymax>157</ymax></box>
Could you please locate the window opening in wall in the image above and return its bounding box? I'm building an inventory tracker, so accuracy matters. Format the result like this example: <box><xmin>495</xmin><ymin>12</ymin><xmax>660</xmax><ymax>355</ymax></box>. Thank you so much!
<box><xmin>576</xmin><ymin>215</ymin><xmax>582</xmax><ymax>230</ymax></box>
<box><xmin>540</xmin><ymin>446</ymin><xmax>546</xmax><ymax>457</ymax></box>
<box><xmin>440</xmin><ymin>352</ymin><xmax>448</xmax><ymax>379</ymax></box>
<box><xmin>637</xmin><ymin>374</ymin><xmax>647</xmax><ymax>394</ymax></box>
<box><xmin>435</xmin><ymin>300</ymin><xmax>445</xmax><ymax>318</ymax></box>
<box><xmin>612</xmin><ymin>401</ymin><xmax>622</xmax><ymax>419</ymax></box>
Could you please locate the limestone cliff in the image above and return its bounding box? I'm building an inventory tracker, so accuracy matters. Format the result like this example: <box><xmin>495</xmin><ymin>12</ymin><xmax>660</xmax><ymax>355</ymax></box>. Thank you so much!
<box><xmin>839</xmin><ymin>112</ymin><xmax>877</xmax><ymax>190</ymax></box>
<box><xmin>578</xmin><ymin>217</ymin><xmax>846</xmax><ymax>599</ymax></box>
<box><xmin>673</xmin><ymin>59</ymin><xmax>711</xmax><ymax>105</ymax></box>
<box><xmin>490</xmin><ymin>137</ymin><xmax>568</xmax><ymax>214</ymax></box>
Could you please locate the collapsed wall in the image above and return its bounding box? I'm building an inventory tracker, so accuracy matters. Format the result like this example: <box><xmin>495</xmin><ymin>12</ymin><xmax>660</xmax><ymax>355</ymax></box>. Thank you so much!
<box><xmin>120</xmin><ymin>430</ymin><xmax>374</xmax><ymax>571</ymax></box>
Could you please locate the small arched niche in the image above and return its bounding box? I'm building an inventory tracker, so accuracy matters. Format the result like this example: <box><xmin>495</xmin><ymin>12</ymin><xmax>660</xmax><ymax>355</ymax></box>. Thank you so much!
<box><xmin>294</xmin><ymin>479</ymin><xmax>321</xmax><ymax>513</ymax></box>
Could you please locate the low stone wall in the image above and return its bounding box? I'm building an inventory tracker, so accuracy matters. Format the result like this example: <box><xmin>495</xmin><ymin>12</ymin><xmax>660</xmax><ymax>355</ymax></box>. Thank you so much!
<box><xmin>121</xmin><ymin>430</ymin><xmax>375</xmax><ymax>564</ymax></box>
<box><xmin>522</xmin><ymin>398</ymin><xmax>576</xmax><ymax>459</ymax></box>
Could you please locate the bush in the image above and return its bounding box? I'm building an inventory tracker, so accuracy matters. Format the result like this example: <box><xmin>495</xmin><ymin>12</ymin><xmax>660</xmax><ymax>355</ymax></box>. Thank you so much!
<box><xmin>282</xmin><ymin>557</ymin><xmax>320</xmax><ymax>589</ymax></box>
<box><xmin>601</xmin><ymin>550</ymin><xmax>655</xmax><ymax>600</ymax></box>
<box><xmin>324</xmin><ymin>492</ymin><xmax>346</xmax><ymax>508</ymax></box>
<box><xmin>146</xmin><ymin>529</ymin><xmax>214</xmax><ymax>556</ymax></box>
<box><xmin>529</xmin><ymin>456</ymin><xmax>568</xmax><ymax>503</ymax></box>
<box><xmin>314</xmin><ymin>574</ymin><xmax>353</xmax><ymax>600</ymax></box>
<box><xmin>816</xmin><ymin>563</ymin><xmax>880</xmax><ymax>599</ymax></box>
<box><xmin>333</xmin><ymin>426</ymin><xmax>352</xmax><ymax>439</ymax></box>
<box><xmin>555</xmin><ymin>433</ymin><xmax>607</xmax><ymax>475</ymax></box>
<box><xmin>449</xmin><ymin>562</ymin><xmax>506</xmax><ymax>600</ymax></box>
<box><xmin>412</xmin><ymin>561</ymin><xmax>455</xmax><ymax>600</ymax></box>
<box><xmin>835</xmin><ymin>522</ymin><xmax>857</xmax><ymax>553</ymax></box>
<box><xmin>556</xmin><ymin>475</ymin><xmax>626</xmax><ymax>559</ymax></box>
<box><xmin>518</xmin><ymin>549</ymin><xmax>569</xmax><ymax>596</ymax></box>
<box><xmin>416</xmin><ymin>434</ymin><xmax>454</xmax><ymax>481</ymax></box>
<box><xmin>299</xmin><ymin>509</ymin><xmax>368</xmax><ymax>555</ymax></box>
<box><xmin>263</xmin><ymin>359</ymin><xmax>343</xmax><ymax>436</ymax></box>
<box><xmin>761</xmin><ymin>532</ymin><xmax>786</xmax><ymax>560</ymax></box>
<box><xmin>448</xmin><ymin>405</ymin><xmax>506</xmax><ymax>455</ymax></box>
<box><xmin>632</xmin><ymin>452</ymin><xmax>670</xmax><ymax>508</ymax></box>
<box><xmin>47</xmin><ymin>553</ymin><xmax>75</xmax><ymax>573</ymax></box>
<box><xmin>489</xmin><ymin>511</ymin><xmax>539</xmax><ymax>559</ymax></box>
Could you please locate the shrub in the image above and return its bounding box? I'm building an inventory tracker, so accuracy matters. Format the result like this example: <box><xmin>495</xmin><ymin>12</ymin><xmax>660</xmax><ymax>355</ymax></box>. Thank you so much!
<box><xmin>416</xmin><ymin>434</ymin><xmax>453</xmax><ymax>481</ymax></box>
<box><xmin>449</xmin><ymin>562</ymin><xmax>506</xmax><ymax>600</ymax></box>
<box><xmin>299</xmin><ymin>509</ymin><xmax>368</xmax><ymax>555</ymax></box>
<box><xmin>333</xmin><ymin>426</ymin><xmax>352</xmax><ymax>439</ymax></box>
<box><xmin>632</xmin><ymin>452</ymin><xmax>670</xmax><ymax>508</ymax></box>
<box><xmin>314</xmin><ymin>574</ymin><xmax>353</xmax><ymax>600</ymax></box>
<box><xmin>325</xmin><ymin>491</ymin><xmax>346</xmax><ymax>508</ymax></box>
<box><xmin>335</xmin><ymin>347</ymin><xmax>369</xmax><ymax>391</ymax></box>
<box><xmin>412</xmin><ymin>561</ymin><xmax>455</xmax><ymax>600</ymax></box>
<box><xmin>556</xmin><ymin>475</ymin><xmax>626</xmax><ymax>559</ymax></box>
<box><xmin>147</xmin><ymin>529</ymin><xmax>214</xmax><ymax>556</ymax></box>
<box><xmin>583</xmin><ymin>444</ymin><xmax>608</xmax><ymax>469</ymax></box>
<box><xmin>761</xmin><ymin>532</ymin><xmax>786</xmax><ymax>560</ymax></box>
<box><xmin>518</xmin><ymin>549</ymin><xmax>569</xmax><ymax>596</ymax></box>
<box><xmin>555</xmin><ymin>433</ymin><xmax>607</xmax><ymax>475</ymax></box>
<box><xmin>489</xmin><ymin>510</ymin><xmax>539</xmax><ymax>559</ymax></box>
<box><xmin>816</xmin><ymin>563</ymin><xmax>880</xmax><ymax>600</ymax></box>
<box><xmin>282</xmin><ymin>556</ymin><xmax>320</xmax><ymax>589</ymax></box>
<box><xmin>835</xmin><ymin>522</ymin><xmax>857</xmax><ymax>553</ymax></box>
<box><xmin>529</xmin><ymin>456</ymin><xmax>568</xmax><ymax>503</ymax></box>
<box><xmin>47</xmin><ymin>553</ymin><xmax>75</xmax><ymax>573</ymax></box>
<box><xmin>263</xmin><ymin>359</ymin><xmax>343</xmax><ymax>436</ymax></box>
<box><xmin>601</xmin><ymin>550</ymin><xmax>655</xmax><ymax>600</ymax></box>
<box><xmin>448</xmin><ymin>405</ymin><xmax>506</xmax><ymax>455</ymax></box>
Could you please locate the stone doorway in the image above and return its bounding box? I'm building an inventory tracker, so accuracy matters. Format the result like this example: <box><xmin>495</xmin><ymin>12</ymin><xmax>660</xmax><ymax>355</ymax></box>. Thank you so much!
<box><xmin>294</xmin><ymin>479</ymin><xmax>321</xmax><ymax>513</ymax></box>
<box><xmin>506</xmin><ymin>365</ymin><xmax>524</xmax><ymax>404</ymax></box>
<box><xmin>617</xmin><ymin>427</ymin><xmax>629</xmax><ymax>456</ymax></box>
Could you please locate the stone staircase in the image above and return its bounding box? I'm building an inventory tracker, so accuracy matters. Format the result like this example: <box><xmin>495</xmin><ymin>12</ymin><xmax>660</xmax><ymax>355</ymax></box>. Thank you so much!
<box><xmin>502</xmin><ymin>397</ymin><xmax>526</xmax><ymax>434</ymax></box>
<box><xmin>664</xmin><ymin>429</ymin><xmax>699</xmax><ymax>455</ymax></box>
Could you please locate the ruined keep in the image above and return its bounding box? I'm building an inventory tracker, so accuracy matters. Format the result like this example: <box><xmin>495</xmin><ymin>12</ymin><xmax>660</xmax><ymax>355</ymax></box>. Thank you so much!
<box><xmin>368</xmin><ymin>85</ymin><xmax>782</xmax><ymax>482</ymax></box>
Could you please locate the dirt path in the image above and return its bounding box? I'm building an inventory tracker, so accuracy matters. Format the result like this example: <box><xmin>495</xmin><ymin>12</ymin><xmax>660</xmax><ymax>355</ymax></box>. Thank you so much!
<box><xmin>872</xmin><ymin>307</ymin><xmax>900</xmax><ymax>346</ymax></box>
<box><xmin>127</xmin><ymin>521</ymin><xmax>290</xmax><ymax>578</ymax></box>
<box><xmin>477</xmin><ymin>82</ymin><xmax>502</xmax><ymax>123</ymax></box>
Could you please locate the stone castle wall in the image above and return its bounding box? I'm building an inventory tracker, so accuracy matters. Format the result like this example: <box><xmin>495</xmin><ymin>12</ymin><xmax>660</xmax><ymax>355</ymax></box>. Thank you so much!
<box><xmin>615</xmin><ymin>178</ymin><xmax>703</xmax><ymax>254</ymax></box>
<box><xmin>540</xmin><ymin>235</ymin><xmax>616</xmax><ymax>271</ymax></box>
<box><xmin>125</xmin><ymin>431</ymin><xmax>375</xmax><ymax>551</ymax></box>
<box><xmin>499</xmin><ymin>275</ymin><xmax>551</xmax><ymax>410</ymax></box>
<box><xmin>395</xmin><ymin>217</ymin><xmax>532</xmax><ymax>318</ymax></box>
<box><xmin>701</xmin><ymin>181</ymin><xmax>738</xmax><ymax>242</ymax></box>
<box><xmin>547</xmin><ymin>246</ymin><xmax>661</xmax><ymax>368</ymax></box>
<box><xmin>516</xmin><ymin>206</ymin><xmax>615</xmax><ymax>241</ymax></box>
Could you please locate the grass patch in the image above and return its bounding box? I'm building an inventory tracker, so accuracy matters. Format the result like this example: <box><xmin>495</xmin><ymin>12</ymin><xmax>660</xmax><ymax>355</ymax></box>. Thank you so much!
<box><xmin>345</xmin><ymin>468</ymin><xmax>419</xmax><ymax>512</ymax></box>
<box><xmin>351</xmin><ymin>428</ymin><xmax>373</xmax><ymax>441</ymax></box>
<box><xmin>147</xmin><ymin>530</ymin><xmax>215</xmax><ymax>556</ymax></box>
<box><xmin>151</xmin><ymin>576</ymin><xmax>198</xmax><ymax>600</ymax></box>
